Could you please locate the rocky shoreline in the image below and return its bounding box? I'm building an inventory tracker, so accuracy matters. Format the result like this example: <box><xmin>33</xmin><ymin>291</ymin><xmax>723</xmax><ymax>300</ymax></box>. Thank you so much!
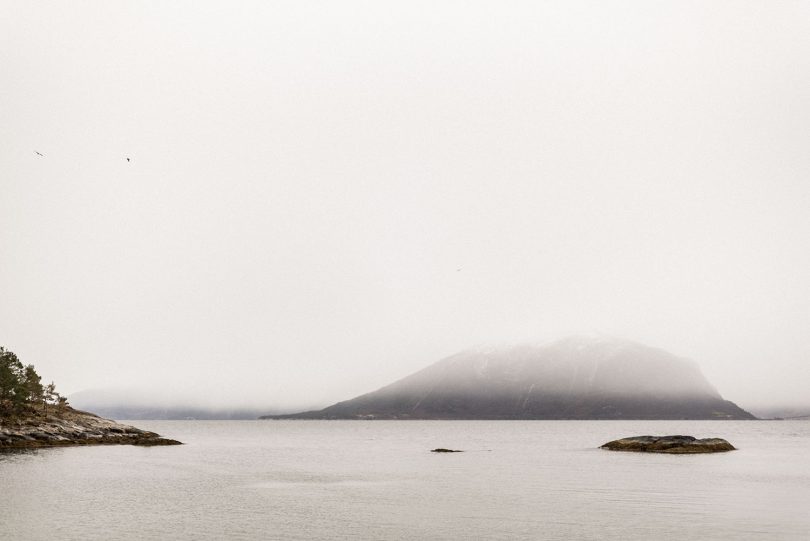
<box><xmin>0</xmin><ymin>407</ymin><xmax>181</xmax><ymax>449</ymax></box>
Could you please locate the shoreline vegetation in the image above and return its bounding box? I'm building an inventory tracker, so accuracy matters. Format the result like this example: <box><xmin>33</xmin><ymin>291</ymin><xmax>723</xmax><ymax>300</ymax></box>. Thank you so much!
<box><xmin>1</xmin><ymin>347</ymin><xmax>181</xmax><ymax>449</ymax></box>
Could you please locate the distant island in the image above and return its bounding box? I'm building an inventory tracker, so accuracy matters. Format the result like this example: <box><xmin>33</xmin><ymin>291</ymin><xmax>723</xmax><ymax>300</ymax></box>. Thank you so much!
<box><xmin>263</xmin><ymin>336</ymin><xmax>756</xmax><ymax>420</ymax></box>
<box><xmin>1</xmin><ymin>347</ymin><xmax>180</xmax><ymax>448</ymax></box>
<box><xmin>66</xmin><ymin>387</ymin><xmax>303</xmax><ymax>420</ymax></box>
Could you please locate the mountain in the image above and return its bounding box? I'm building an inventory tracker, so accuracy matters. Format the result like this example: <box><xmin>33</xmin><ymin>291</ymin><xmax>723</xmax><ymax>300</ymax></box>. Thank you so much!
<box><xmin>64</xmin><ymin>403</ymin><xmax>271</xmax><ymax>421</ymax></box>
<box><xmin>263</xmin><ymin>336</ymin><xmax>755</xmax><ymax>420</ymax></box>
<box><xmin>746</xmin><ymin>405</ymin><xmax>810</xmax><ymax>420</ymax></box>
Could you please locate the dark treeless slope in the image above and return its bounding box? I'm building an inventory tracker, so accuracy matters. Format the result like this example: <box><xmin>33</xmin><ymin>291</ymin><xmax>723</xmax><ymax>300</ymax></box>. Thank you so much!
<box><xmin>264</xmin><ymin>336</ymin><xmax>755</xmax><ymax>420</ymax></box>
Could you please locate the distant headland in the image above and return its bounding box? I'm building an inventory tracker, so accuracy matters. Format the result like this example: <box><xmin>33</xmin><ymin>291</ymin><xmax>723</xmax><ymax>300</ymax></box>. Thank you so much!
<box><xmin>1</xmin><ymin>347</ymin><xmax>181</xmax><ymax>448</ymax></box>
<box><xmin>263</xmin><ymin>336</ymin><xmax>756</xmax><ymax>420</ymax></box>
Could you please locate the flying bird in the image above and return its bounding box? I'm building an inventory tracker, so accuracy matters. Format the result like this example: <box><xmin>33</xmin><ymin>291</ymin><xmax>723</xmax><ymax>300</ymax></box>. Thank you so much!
<box><xmin>126</xmin><ymin>157</ymin><xmax>130</xmax><ymax>162</ymax></box>
<box><xmin>34</xmin><ymin>151</ymin><xmax>44</xmax><ymax>157</ymax></box>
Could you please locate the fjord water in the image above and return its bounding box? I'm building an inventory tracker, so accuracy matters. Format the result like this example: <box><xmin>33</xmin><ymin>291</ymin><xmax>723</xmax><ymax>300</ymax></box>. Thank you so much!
<box><xmin>2</xmin><ymin>421</ymin><xmax>808</xmax><ymax>540</ymax></box>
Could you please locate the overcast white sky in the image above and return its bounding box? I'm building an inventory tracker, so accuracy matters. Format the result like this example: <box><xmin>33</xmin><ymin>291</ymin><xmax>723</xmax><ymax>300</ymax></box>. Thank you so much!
<box><xmin>2</xmin><ymin>1</ymin><xmax>809</xmax><ymax>410</ymax></box>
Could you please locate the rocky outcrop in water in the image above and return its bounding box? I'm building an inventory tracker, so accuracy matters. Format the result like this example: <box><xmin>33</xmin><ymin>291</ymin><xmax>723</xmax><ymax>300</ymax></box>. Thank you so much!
<box><xmin>0</xmin><ymin>407</ymin><xmax>181</xmax><ymax>449</ymax></box>
<box><xmin>600</xmin><ymin>435</ymin><xmax>735</xmax><ymax>453</ymax></box>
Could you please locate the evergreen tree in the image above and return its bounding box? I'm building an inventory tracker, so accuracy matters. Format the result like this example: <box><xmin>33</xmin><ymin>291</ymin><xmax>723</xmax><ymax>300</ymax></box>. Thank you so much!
<box><xmin>44</xmin><ymin>382</ymin><xmax>58</xmax><ymax>410</ymax></box>
<box><xmin>0</xmin><ymin>347</ymin><xmax>26</xmax><ymax>412</ymax></box>
<box><xmin>24</xmin><ymin>364</ymin><xmax>44</xmax><ymax>405</ymax></box>
<box><xmin>0</xmin><ymin>347</ymin><xmax>61</xmax><ymax>416</ymax></box>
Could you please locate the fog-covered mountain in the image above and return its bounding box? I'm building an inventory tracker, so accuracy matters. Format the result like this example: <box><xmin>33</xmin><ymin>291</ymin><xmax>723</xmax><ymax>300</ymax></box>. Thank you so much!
<box><xmin>68</xmin><ymin>388</ymin><xmax>307</xmax><ymax>420</ymax></box>
<box><xmin>747</xmin><ymin>405</ymin><xmax>810</xmax><ymax>420</ymax></box>
<box><xmin>264</xmin><ymin>336</ymin><xmax>755</xmax><ymax>420</ymax></box>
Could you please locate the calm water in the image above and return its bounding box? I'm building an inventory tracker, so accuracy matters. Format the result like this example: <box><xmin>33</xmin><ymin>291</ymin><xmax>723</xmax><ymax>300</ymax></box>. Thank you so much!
<box><xmin>2</xmin><ymin>420</ymin><xmax>809</xmax><ymax>540</ymax></box>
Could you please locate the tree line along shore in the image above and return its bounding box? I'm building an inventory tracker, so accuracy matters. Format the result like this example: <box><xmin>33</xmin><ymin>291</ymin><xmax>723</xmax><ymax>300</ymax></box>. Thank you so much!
<box><xmin>0</xmin><ymin>346</ymin><xmax>67</xmax><ymax>417</ymax></box>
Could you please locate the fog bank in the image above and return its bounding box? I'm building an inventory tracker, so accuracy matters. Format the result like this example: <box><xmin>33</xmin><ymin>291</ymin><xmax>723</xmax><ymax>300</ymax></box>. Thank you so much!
<box><xmin>2</xmin><ymin>1</ymin><xmax>809</xmax><ymax>411</ymax></box>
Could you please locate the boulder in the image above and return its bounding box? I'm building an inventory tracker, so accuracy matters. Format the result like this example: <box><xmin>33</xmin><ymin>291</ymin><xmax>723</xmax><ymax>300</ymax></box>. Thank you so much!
<box><xmin>600</xmin><ymin>435</ymin><xmax>735</xmax><ymax>454</ymax></box>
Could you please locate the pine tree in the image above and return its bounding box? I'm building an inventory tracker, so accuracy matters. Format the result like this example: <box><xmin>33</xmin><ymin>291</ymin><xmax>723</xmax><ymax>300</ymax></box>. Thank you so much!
<box><xmin>0</xmin><ymin>348</ymin><xmax>26</xmax><ymax>413</ymax></box>
<box><xmin>44</xmin><ymin>382</ymin><xmax>58</xmax><ymax>412</ymax></box>
<box><xmin>24</xmin><ymin>364</ymin><xmax>45</xmax><ymax>406</ymax></box>
<box><xmin>0</xmin><ymin>347</ymin><xmax>62</xmax><ymax>416</ymax></box>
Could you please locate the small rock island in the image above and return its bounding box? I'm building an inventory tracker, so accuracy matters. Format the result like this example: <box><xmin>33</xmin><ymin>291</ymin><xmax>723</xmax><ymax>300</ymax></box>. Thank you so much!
<box><xmin>1</xmin><ymin>347</ymin><xmax>181</xmax><ymax>449</ymax></box>
<box><xmin>600</xmin><ymin>435</ymin><xmax>735</xmax><ymax>454</ymax></box>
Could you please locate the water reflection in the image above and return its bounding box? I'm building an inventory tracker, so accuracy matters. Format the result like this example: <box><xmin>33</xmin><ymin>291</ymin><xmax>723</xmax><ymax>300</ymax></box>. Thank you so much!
<box><xmin>0</xmin><ymin>447</ymin><xmax>42</xmax><ymax>461</ymax></box>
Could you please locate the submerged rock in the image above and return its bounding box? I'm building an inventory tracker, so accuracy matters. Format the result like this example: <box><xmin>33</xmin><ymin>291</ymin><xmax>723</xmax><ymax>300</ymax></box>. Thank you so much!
<box><xmin>431</xmin><ymin>448</ymin><xmax>463</xmax><ymax>453</ymax></box>
<box><xmin>600</xmin><ymin>435</ymin><xmax>735</xmax><ymax>454</ymax></box>
<box><xmin>0</xmin><ymin>407</ymin><xmax>182</xmax><ymax>449</ymax></box>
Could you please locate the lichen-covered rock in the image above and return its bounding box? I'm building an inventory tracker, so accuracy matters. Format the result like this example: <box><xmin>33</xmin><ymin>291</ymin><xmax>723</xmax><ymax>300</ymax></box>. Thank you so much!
<box><xmin>0</xmin><ymin>407</ymin><xmax>182</xmax><ymax>449</ymax></box>
<box><xmin>600</xmin><ymin>435</ymin><xmax>735</xmax><ymax>454</ymax></box>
